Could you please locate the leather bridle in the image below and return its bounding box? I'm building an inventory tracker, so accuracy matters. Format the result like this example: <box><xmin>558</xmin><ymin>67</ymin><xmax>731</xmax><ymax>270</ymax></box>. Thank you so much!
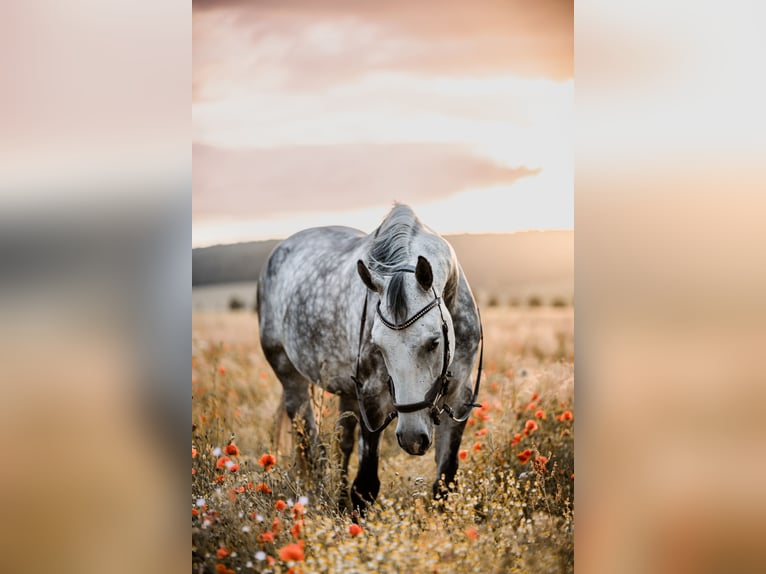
<box><xmin>351</xmin><ymin>267</ymin><xmax>483</xmax><ymax>434</ymax></box>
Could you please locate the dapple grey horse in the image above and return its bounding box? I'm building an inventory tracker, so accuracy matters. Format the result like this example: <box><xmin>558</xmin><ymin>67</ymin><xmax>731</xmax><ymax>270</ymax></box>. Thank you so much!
<box><xmin>257</xmin><ymin>204</ymin><xmax>482</xmax><ymax>511</ymax></box>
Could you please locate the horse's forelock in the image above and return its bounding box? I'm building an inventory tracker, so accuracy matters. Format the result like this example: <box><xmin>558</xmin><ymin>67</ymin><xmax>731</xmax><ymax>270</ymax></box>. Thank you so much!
<box><xmin>386</xmin><ymin>272</ymin><xmax>409</xmax><ymax>324</ymax></box>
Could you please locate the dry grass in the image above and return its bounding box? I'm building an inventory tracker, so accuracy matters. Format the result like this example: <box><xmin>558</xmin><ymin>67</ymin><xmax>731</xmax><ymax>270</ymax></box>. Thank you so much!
<box><xmin>192</xmin><ymin>307</ymin><xmax>574</xmax><ymax>573</ymax></box>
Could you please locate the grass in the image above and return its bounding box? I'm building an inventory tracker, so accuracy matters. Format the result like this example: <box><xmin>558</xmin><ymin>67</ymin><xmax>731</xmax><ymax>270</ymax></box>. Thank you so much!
<box><xmin>192</xmin><ymin>307</ymin><xmax>574</xmax><ymax>573</ymax></box>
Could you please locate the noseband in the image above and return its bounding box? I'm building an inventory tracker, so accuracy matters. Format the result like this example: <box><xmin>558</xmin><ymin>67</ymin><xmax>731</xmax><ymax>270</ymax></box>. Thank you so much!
<box><xmin>351</xmin><ymin>267</ymin><xmax>484</xmax><ymax>434</ymax></box>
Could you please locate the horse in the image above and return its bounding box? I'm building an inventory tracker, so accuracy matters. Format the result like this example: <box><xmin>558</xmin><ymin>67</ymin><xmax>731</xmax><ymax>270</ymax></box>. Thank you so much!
<box><xmin>257</xmin><ymin>204</ymin><xmax>483</xmax><ymax>511</ymax></box>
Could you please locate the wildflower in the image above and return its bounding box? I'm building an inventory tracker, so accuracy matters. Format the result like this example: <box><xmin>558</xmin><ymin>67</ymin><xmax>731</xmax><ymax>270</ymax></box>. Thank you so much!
<box><xmin>242</xmin><ymin>525</ymin><xmax>251</xmax><ymax>533</ymax></box>
<box><xmin>534</xmin><ymin>455</ymin><xmax>548</xmax><ymax>473</ymax></box>
<box><xmin>267</xmin><ymin>556</ymin><xmax>275</xmax><ymax>566</ymax></box>
<box><xmin>523</xmin><ymin>420</ymin><xmax>538</xmax><ymax>436</ymax></box>
<box><xmin>229</xmin><ymin>463</ymin><xmax>239</xmax><ymax>473</ymax></box>
<box><xmin>258</xmin><ymin>531</ymin><xmax>275</xmax><ymax>544</ymax></box>
<box><xmin>212</xmin><ymin>447</ymin><xmax>222</xmax><ymax>457</ymax></box>
<box><xmin>526</xmin><ymin>402</ymin><xmax>537</xmax><ymax>411</ymax></box>
<box><xmin>571</xmin><ymin>473</ymin><xmax>575</xmax><ymax>480</ymax></box>
<box><xmin>279</xmin><ymin>543</ymin><xmax>305</xmax><ymax>562</ymax></box>
<box><xmin>216</xmin><ymin>456</ymin><xmax>231</xmax><ymax>469</ymax></box>
<box><xmin>292</xmin><ymin>502</ymin><xmax>305</xmax><ymax>518</ymax></box>
<box><xmin>215</xmin><ymin>475</ymin><xmax>225</xmax><ymax>484</ymax></box>
<box><xmin>235</xmin><ymin>486</ymin><xmax>245</xmax><ymax>494</ymax></box>
<box><xmin>259</xmin><ymin>453</ymin><xmax>276</xmax><ymax>471</ymax></box>
<box><xmin>255</xmin><ymin>483</ymin><xmax>272</xmax><ymax>494</ymax></box>
<box><xmin>475</xmin><ymin>428</ymin><xmax>488</xmax><ymax>437</ymax></box>
<box><xmin>348</xmin><ymin>523</ymin><xmax>363</xmax><ymax>537</ymax></box>
<box><xmin>458</xmin><ymin>449</ymin><xmax>468</xmax><ymax>461</ymax></box>
<box><xmin>192</xmin><ymin>447</ymin><xmax>197</xmax><ymax>458</ymax></box>
<box><xmin>215</xmin><ymin>565</ymin><xmax>234</xmax><ymax>574</ymax></box>
<box><xmin>464</xmin><ymin>526</ymin><xmax>478</xmax><ymax>541</ymax></box>
<box><xmin>472</xmin><ymin>441</ymin><xmax>482</xmax><ymax>452</ymax></box>
<box><xmin>466</xmin><ymin>418</ymin><xmax>477</xmax><ymax>427</ymax></box>
<box><xmin>255</xmin><ymin>551</ymin><xmax>266</xmax><ymax>561</ymax></box>
<box><xmin>272</xmin><ymin>517</ymin><xmax>282</xmax><ymax>534</ymax></box>
<box><xmin>511</xmin><ymin>433</ymin><xmax>522</xmax><ymax>446</ymax></box>
<box><xmin>517</xmin><ymin>449</ymin><xmax>533</xmax><ymax>464</ymax></box>
<box><xmin>196</xmin><ymin>498</ymin><xmax>206</xmax><ymax>507</ymax></box>
<box><xmin>298</xmin><ymin>495</ymin><xmax>309</xmax><ymax>506</ymax></box>
<box><xmin>557</xmin><ymin>410</ymin><xmax>574</xmax><ymax>421</ymax></box>
<box><xmin>218</xmin><ymin>365</ymin><xmax>226</xmax><ymax>374</ymax></box>
<box><xmin>291</xmin><ymin>520</ymin><xmax>303</xmax><ymax>539</ymax></box>
<box><xmin>534</xmin><ymin>409</ymin><xmax>546</xmax><ymax>420</ymax></box>
<box><xmin>531</xmin><ymin>392</ymin><xmax>539</xmax><ymax>401</ymax></box>
<box><xmin>275</xmin><ymin>500</ymin><xmax>287</xmax><ymax>511</ymax></box>
<box><xmin>217</xmin><ymin>547</ymin><xmax>230</xmax><ymax>559</ymax></box>
<box><xmin>192</xmin><ymin>508</ymin><xmax>198</xmax><ymax>517</ymax></box>
<box><xmin>192</xmin><ymin>468</ymin><xmax>196</xmax><ymax>475</ymax></box>
<box><xmin>225</xmin><ymin>444</ymin><xmax>240</xmax><ymax>456</ymax></box>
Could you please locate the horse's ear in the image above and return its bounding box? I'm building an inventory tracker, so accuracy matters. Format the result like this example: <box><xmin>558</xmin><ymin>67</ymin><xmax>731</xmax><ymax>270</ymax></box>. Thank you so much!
<box><xmin>357</xmin><ymin>260</ymin><xmax>383</xmax><ymax>293</ymax></box>
<box><xmin>415</xmin><ymin>256</ymin><xmax>433</xmax><ymax>291</ymax></box>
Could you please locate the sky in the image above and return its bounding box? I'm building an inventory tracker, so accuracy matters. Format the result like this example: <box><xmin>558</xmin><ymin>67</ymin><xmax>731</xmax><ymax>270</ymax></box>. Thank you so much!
<box><xmin>193</xmin><ymin>0</ymin><xmax>573</xmax><ymax>246</ymax></box>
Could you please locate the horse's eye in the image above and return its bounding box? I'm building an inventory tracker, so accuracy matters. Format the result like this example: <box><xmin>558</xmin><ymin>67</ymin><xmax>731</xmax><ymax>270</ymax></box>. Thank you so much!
<box><xmin>426</xmin><ymin>338</ymin><xmax>440</xmax><ymax>352</ymax></box>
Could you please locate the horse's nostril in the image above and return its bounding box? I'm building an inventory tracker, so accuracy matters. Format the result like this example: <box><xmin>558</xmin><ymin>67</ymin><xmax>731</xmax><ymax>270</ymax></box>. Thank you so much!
<box><xmin>417</xmin><ymin>432</ymin><xmax>430</xmax><ymax>450</ymax></box>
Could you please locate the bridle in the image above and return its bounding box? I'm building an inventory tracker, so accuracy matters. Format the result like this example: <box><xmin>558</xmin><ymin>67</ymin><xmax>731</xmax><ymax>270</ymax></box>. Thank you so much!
<box><xmin>351</xmin><ymin>267</ymin><xmax>484</xmax><ymax>434</ymax></box>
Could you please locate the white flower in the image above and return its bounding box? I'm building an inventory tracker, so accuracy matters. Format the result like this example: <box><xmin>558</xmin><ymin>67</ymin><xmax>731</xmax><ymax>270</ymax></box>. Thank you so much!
<box><xmin>212</xmin><ymin>447</ymin><xmax>222</xmax><ymax>457</ymax></box>
<box><xmin>287</xmin><ymin>498</ymin><xmax>294</xmax><ymax>507</ymax></box>
<box><xmin>255</xmin><ymin>514</ymin><xmax>264</xmax><ymax>522</ymax></box>
<box><xmin>255</xmin><ymin>551</ymin><xmax>266</xmax><ymax>562</ymax></box>
<box><xmin>241</xmin><ymin>525</ymin><xmax>251</xmax><ymax>533</ymax></box>
<box><xmin>224</xmin><ymin>459</ymin><xmax>235</xmax><ymax>470</ymax></box>
<box><xmin>298</xmin><ymin>495</ymin><xmax>309</xmax><ymax>506</ymax></box>
<box><xmin>196</xmin><ymin>498</ymin><xmax>206</xmax><ymax>507</ymax></box>
<box><xmin>246</xmin><ymin>561</ymin><xmax>253</xmax><ymax>568</ymax></box>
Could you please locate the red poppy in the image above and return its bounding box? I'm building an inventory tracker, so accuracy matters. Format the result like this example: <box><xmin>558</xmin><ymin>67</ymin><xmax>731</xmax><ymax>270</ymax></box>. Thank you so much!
<box><xmin>216</xmin><ymin>548</ymin><xmax>229</xmax><ymax>559</ymax></box>
<box><xmin>259</xmin><ymin>453</ymin><xmax>277</xmax><ymax>471</ymax></box>
<box><xmin>216</xmin><ymin>456</ymin><xmax>230</xmax><ymax>469</ymax></box>
<box><xmin>292</xmin><ymin>502</ymin><xmax>305</xmax><ymax>518</ymax></box>
<box><xmin>511</xmin><ymin>433</ymin><xmax>522</xmax><ymax>446</ymax></box>
<box><xmin>472</xmin><ymin>441</ymin><xmax>482</xmax><ymax>452</ymax></box>
<box><xmin>464</xmin><ymin>526</ymin><xmax>478</xmax><ymax>541</ymax></box>
<box><xmin>275</xmin><ymin>500</ymin><xmax>287</xmax><ymax>511</ymax></box>
<box><xmin>291</xmin><ymin>520</ymin><xmax>303</xmax><ymax>539</ymax></box>
<box><xmin>215</xmin><ymin>565</ymin><xmax>234</xmax><ymax>574</ymax></box>
<box><xmin>258</xmin><ymin>531</ymin><xmax>275</xmax><ymax>543</ymax></box>
<box><xmin>215</xmin><ymin>475</ymin><xmax>225</xmax><ymax>484</ymax></box>
<box><xmin>348</xmin><ymin>523</ymin><xmax>363</xmax><ymax>537</ymax></box>
<box><xmin>557</xmin><ymin>410</ymin><xmax>574</xmax><ymax>421</ymax></box>
<box><xmin>534</xmin><ymin>409</ymin><xmax>546</xmax><ymax>420</ymax></box>
<box><xmin>235</xmin><ymin>486</ymin><xmax>245</xmax><ymax>494</ymax></box>
<box><xmin>516</xmin><ymin>449</ymin><xmax>533</xmax><ymax>464</ymax></box>
<box><xmin>279</xmin><ymin>543</ymin><xmax>305</xmax><ymax>562</ymax></box>
<box><xmin>531</xmin><ymin>392</ymin><xmax>539</xmax><ymax>401</ymax></box>
<box><xmin>192</xmin><ymin>468</ymin><xmax>196</xmax><ymax>475</ymax></box>
<box><xmin>523</xmin><ymin>420</ymin><xmax>538</xmax><ymax>436</ymax></box>
<box><xmin>272</xmin><ymin>517</ymin><xmax>282</xmax><ymax>534</ymax></box>
<box><xmin>229</xmin><ymin>463</ymin><xmax>239</xmax><ymax>473</ymax></box>
<box><xmin>218</xmin><ymin>365</ymin><xmax>226</xmax><ymax>375</ymax></box>
<box><xmin>192</xmin><ymin>508</ymin><xmax>199</xmax><ymax>517</ymax></box>
<box><xmin>534</xmin><ymin>455</ymin><xmax>548</xmax><ymax>473</ymax></box>
<box><xmin>526</xmin><ymin>401</ymin><xmax>537</xmax><ymax>411</ymax></box>
<box><xmin>475</xmin><ymin>428</ymin><xmax>488</xmax><ymax>437</ymax></box>
<box><xmin>458</xmin><ymin>449</ymin><xmax>468</xmax><ymax>461</ymax></box>
<box><xmin>255</xmin><ymin>483</ymin><xmax>272</xmax><ymax>494</ymax></box>
<box><xmin>192</xmin><ymin>447</ymin><xmax>197</xmax><ymax>458</ymax></box>
<box><xmin>225</xmin><ymin>444</ymin><xmax>240</xmax><ymax>456</ymax></box>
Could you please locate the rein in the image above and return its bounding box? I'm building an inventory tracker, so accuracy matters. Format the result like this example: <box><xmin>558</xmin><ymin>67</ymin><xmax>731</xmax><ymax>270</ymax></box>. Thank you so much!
<box><xmin>351</xmin><ymin>268</ymin><xmax>484</xmax><ymax>434</ymax></box>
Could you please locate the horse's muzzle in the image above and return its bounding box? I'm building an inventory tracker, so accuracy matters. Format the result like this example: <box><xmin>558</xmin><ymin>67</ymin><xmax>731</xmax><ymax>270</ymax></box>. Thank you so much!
<box><xmin>396</xmin><ymin>429</ymin><xmax>432</xmax><ymax>456</ymax></box>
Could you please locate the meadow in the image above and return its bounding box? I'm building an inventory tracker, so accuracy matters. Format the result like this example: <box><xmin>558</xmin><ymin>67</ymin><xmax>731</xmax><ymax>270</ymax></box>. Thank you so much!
<box><xmin>192</xmin><ymin>307</ymin><xmax>574</xmax><ymax>573</ymax></box>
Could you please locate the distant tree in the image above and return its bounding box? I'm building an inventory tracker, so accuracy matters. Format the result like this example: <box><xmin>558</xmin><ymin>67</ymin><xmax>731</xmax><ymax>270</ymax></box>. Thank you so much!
<box><xmin>551</xmin><ymin>297</ymin><xmax>568</xmax><ymax>308</ymax></box>
<box><xmin>508</xmin><ymin>298</ymin><xmax>520</xmax><ymax>307</ymax></box>
<box><xmin>229</xmin><ymin>296</ymin><xmax>246</xmax><ymax>311</ymax></box>
<box><xmin>527</xmin><ymin>295</ymin><xmax>542</xmax><ymax>308</ymax></box>
<box><xmin>487</xmin><ymin>295</ymin><xmax>500</xmax><ymax>308</ymax></box>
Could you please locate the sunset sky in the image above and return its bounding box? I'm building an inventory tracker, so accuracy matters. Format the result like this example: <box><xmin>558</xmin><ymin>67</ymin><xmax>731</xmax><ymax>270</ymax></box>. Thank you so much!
<box><xmin>193</xmin><ymin>0</ymin><xmax>573</xmax><ymax>246</ymax></box>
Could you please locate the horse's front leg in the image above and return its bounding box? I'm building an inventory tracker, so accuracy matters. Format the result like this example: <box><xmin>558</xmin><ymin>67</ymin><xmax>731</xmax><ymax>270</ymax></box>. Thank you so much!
<box><xmin>433</xmin><ymin>415</ymin><xmax>468</xmax><ymax>499</ymax></box>
<box><xmin>351</xmin><ymin>423</ymin><xmax>382</xmax><ymax>513</ymax></box>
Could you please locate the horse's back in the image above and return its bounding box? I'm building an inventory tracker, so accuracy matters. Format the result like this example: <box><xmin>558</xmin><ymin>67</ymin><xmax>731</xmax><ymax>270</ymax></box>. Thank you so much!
<box><xmin>257</xmin><ymin>225</ymin><xmax>366</xmax><ymax>381</ymax></box>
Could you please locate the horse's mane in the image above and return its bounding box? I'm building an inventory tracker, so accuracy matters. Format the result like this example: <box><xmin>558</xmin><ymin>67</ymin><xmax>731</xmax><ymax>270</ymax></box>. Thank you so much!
<box><xmin>368</xmin><ymin>204</ymin><xmax>422</xmax><ymax>324</ymax></box>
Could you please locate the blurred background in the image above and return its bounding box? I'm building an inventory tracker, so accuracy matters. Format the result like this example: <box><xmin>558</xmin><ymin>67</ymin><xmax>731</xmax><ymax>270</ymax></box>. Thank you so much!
<box><xmin>0</xmin><ymin>0</ymin><xmax>765</xmax><ymax>572</ymax></box>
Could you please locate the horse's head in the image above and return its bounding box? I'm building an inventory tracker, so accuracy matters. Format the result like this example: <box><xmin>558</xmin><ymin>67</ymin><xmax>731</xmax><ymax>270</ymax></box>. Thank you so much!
<box><xmin>357</xmin><ymin>255</ymin><xmax>456</xmax><ymax>455</ymax></box>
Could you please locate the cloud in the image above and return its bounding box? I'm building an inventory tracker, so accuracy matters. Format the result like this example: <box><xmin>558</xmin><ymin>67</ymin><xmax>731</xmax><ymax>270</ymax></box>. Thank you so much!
<box><xmin>193</xmin><ymin>0</ymin><xmax>572</xmax><ymax>100</ymax></box>
<box><xmin>193</xmin><ymin>142</ymin><xmax>539</xmax><ymax>219</ymax></box>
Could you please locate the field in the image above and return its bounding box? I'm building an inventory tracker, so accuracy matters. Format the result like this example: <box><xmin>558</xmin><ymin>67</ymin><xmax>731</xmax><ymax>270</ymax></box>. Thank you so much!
<box><xmin>192</xmin><ymin>307</ymin><xmax>574</xmax><ymax>573</ymax></box>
